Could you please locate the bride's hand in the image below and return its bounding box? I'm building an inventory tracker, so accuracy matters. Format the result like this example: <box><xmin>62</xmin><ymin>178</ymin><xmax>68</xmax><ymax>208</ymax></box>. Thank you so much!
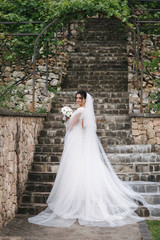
<box><xmin>66</xmin><ymin>117</ymin><xmax>70</xmax><ymax>121</ymax></box>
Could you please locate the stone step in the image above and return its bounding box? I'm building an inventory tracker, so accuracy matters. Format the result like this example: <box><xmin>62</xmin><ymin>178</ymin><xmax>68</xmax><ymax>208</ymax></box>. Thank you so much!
<box><xmin>21</xmin><ymin>191</ymin><xmax>160</xmax><ymax>206</ymax></box>
<box><xmin>79</xmin><ymin>39</ymin><xmax>127</xmax><ymax>44</ymax></box>
<box><xmin>68</xmin><ymin>65</ymin><xmax>127</xmax><ymax>71</ymax></box>
<box><xmin>70</xmin><ymin>55</ymin><xmax>127</xmax><ymax>61</ymax></box>
<box><xmin>107</xmin><ymin>153</ymin><xmax>160</xmax><ymax>164</ymax></box>
<box><xmin>41</xmin><ymin>121</ymin><xmax>131</xmax><ymax>131</ymax></box>
<box><xmin>51</xmin><ymin>100</ymin><xmax>129</xmax><ymax>112</ymax></box>
<box><xmin>22</xmin><ymin>192</ymin><xmax>49</xmax><ymax>204</ymax></box>
<box><xmin>18</xmin><ymin>203</ymin><xmax>47</xmax><ymax>215</ymax></box>
<box><xmin>62</xmin><ymin>85</ymin><xmax>128</xmax><ymax>92</ymax></box>
<box><xmin>79</xmin><ymin>34</ymin><xmax>127</xmax><ymax>42</ymax></box>
<box><xmin>35</xmin><ymin>144</ymin><xmax>64</xmax><ymax>153</ymax></box>
<box><xmin>33</xmin><ymin>146</ymin><xmax>160</xmax><ymax>163</ymax></box>
<box><xmin>37</xmin><ymin>132</ymin><xmax>133</xmax><ymax>147</ymax></box>
<box><xmin>34</xmin><ymin>152</ymin><xmax>61</xmax><ymax>162</ymax></box>
<box><xmin>112</xmin><ymin>162</ymin><xmax>160</xmax><ymax>175</ymax></box>
<box><xmin>71</xmin><ymin>52</ymin><xmax>128</xmax><ymax>57</ymax></box>
<box><xmin>66</xmin><ymin>69</ymin><xmax>128</xmax><ymax>74</ymax></box>
<box><xmin>51</xmin><ymin>103</ymin><xmax>129</xmax><ymax>113</ymax></box>
<box><xmin>31</xmin><ymin>153</ymin><xmax>160</xmax><ymax>171</ymax></box>
<box><xmin>69</xmin><ymin>59</ymin><xmax>128</xmax><ymax>65</ymax></box>
<box><xmin>118</xmin><ymin>172</ymin><xmax>160</xmax><ymax>182</ymax></box>
<box><xmin>45</xmin><ymin>113</ymin><xmax>131</xmax><ymax>122</ymax></box>
<box><xmin>61</xmin><ymin>85</ymin><xmax>128</xmax><ymax>92</ymax></box>
<box><xmin>75</xmin><ymin>47</ymin><xmax>127</xmax><ymax>54</ymax></box>
<box><xmin>38</xmin><ymin>129</ymin><xmax>65</xmax><ymax>139</ymax></box>
<box><xmin>37</xmin><ymin>136</ymin><xmax>64</xmax><ymax>145</ymax></box>
<box><xmin>51</xmin><ymin>108</ymin><xmax>129</xmax><ymax>115</ymax></box>
<box><xmin>30</xmin><ymin>161</ymin><xmax>160</xmax><ymax>178</ymax></box>
<box><xmin>105</xmin><ymin>145</ymin><xmax>154</xmax><ymax>154</ymax></box>
<box><xmin>18</xmin><ymin>202</ymin><xmax>150</xmax><ymax>217</ymax></box>
<box><xmin>63</xmin><ymin>87</ymin><xmax>128</xmax><ymax>93</ymax></box>
<box><xmin>65</xmin><ymin>76</ymin><xmax>128</xmax><ymax>84</ymax></box>
<box><xmin>37</xmin><ymin>128</ymin><xmax>133</xmax><ymax>147</ymax></box>
<box><xmin>55</xmin><ymin>92</ymin><xmax>129</xmax><ymax>101</ymax></box>
<box><xmin>31</xmin><ymin>162</ymin><xmax>59</xmax><ymax>172</ymax></box>
<box><xmin>75</xmin><ymin>43</ymin><xmax>127</xmax><ymax>50</ymax></box>
<box><xmin>28</xmin><ymin>172</ymin><xmax>56</xmax><ymax>182</ymax></box>
<box><xmin>63</xmin><ymin>78</ymin><xmax>128</xmax><ymax>85</ymax></box>
<box><xmin>147</xmin><ymin>204</ymin><xmax>160</xmax><ymax>217</ymax></box>
<box><xmin>100</xmin><ymin>137</ymin><xmax>133</xmax><ymax>145</ymax></box>
<box><xmin>25</xmin><ymin>181</ymin><xmax>54</xmax><ymax>192</ymax></box>
<box><xmin>53</xmin><ymin>98</ymin><xmax>129</xmax><ymax>106</ymax></box>
<box><xmin>56</xmin><ymin>91</ymin><xmax>129</xmax><ymax>99</ymax></box>
<box><xmin>141</xmin><ymin>193</ymin><xmax>160</xmax><ymax>205</ymax></box>
<box><xmin>128</xmin><ymin>181</ymin><xmax>160</xmax><ymax>193</ymax></box>
<box><xmin>42</xmin><ymin>113</ymin><xmax>130</xmax><ymax>124</ymax></box>
<box><xmin>66</xmin><ymin>78</ymin><xmax>128</xmax><ymax>85</ymax></box>
<box><xmin>97</xmin><ymin>129</ymin><xmax>131</xmax><ymax>138</ymax></box>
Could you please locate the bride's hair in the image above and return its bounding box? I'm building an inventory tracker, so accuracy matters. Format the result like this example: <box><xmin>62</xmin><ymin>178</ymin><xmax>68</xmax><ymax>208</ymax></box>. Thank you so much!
<box><xmin>75</xmin><ymin>90</ymin><xmax>87</xmax><ymax>100</ymax></box>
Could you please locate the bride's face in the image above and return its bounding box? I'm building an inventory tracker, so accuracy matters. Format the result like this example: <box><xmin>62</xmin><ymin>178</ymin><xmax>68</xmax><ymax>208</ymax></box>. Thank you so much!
<box><xmin>76</xmin><ymin>94</ymin><xmax>85</xmax><ymax>107</ymax></box>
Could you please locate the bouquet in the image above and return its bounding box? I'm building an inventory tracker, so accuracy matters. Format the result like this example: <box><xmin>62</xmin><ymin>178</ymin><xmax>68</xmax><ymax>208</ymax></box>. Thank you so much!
<box><xmin>61</xmin><ymin>106</ymin><xmax>73</xmax><ymax>123</ymax></box>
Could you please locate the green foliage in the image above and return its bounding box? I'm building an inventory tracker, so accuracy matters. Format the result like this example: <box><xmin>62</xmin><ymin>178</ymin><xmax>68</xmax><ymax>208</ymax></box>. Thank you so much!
<box><xmin>0</xmin><ymin>0</ymin><xmax>130</xmax><ymax>63</ymax></box>
<box><xmin>144</xmin><ymin>51</ymin><xmax>160</xmax><ymax>72</ymax></box>
<box><xmin>130</xmin><ymin>1</ymin><xmax>160</xmax><ymax>36</ymax></box>
<box><xmin>35</xmin><ymin>106</ymin><xmax>47</xmax><ymax>113</ymax></box>
<box><xmin>147</xmin><ymin>83</ymin><xmax>160</xmax><ymax>114</ymax></box>
<box><xmin>0</xmin><ymin>0</ymin><xmax>159</xmax><ymax>64</ymax></box>
<box><xmin>0</xmin><ymin>83</ymin><xmax>28</xmax><ymax>111</ymax></box>
<box><xmin>48</xmin><ymin>86</ymin><xmax>58</xmax><ymax>95</ymax></box>
<box><xmin>144</xmin><ymin>51</ymin><xmax>160</xmax><ymax>114</ymax></box>
<box><xmin>147</xmin><ymin>220</ymin><xmax>160</xmax><ymax>240</ymax></box>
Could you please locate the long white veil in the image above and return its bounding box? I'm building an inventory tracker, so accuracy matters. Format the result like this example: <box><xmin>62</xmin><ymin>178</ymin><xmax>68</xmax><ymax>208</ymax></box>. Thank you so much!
<box><xmin>28</xmin><ymin>92</ymin><xmax>154</xmax><ymax>228</ymax></box>
<box><xmin>83</xmin><ymin>93</ymin><xmax>97</xmax><ymax>131</ymax></box>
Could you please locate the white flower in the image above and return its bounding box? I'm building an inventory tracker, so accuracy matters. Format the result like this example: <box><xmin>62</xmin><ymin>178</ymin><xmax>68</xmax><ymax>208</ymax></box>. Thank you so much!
<box><xmin>61</xmin><ymin>106</ymin><xmax>73</xmax><ymax>118</ymax></box>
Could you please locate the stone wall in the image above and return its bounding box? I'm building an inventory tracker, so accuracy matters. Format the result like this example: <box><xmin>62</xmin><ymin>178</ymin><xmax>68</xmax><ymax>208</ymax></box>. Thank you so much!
<box><xmin>0</xmin><ymin>21</ymin><xmax>82</xmax><ymax>113</ymax></box>
<box><xmin>131</xmin><ymin>114</ymin><xmax>160</xmax><ymax>145</ymax></box>
<box><xmin>127</xmin><ymin>34</ymin><xmax>160</xmax><ymax>113</ymax></box>
<box><xmin>0</xmin><ymin>111</ymin><xmax>45</xmax><ymax>229</ymax></box>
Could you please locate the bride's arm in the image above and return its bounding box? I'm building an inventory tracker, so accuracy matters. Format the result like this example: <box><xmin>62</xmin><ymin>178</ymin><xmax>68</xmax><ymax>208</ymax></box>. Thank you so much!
<box><xmin>68</xmin><ymin>112</ymin><xmax>82</xmax><ymax>130</ymax></box>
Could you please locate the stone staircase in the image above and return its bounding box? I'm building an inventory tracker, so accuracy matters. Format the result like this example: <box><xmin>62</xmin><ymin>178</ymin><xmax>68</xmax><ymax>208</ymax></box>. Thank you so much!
<box><xmin>18</xmin><ymin>18</ymin><xmax>160</xmax><ymax>217</ymax></box>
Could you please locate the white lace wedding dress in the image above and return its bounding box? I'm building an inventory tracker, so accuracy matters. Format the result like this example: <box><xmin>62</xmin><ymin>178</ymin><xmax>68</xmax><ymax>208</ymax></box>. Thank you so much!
<box><xmin>28</xmin><ymin>93</ymin><xmax>150</xmax><ymax>228</ymax></box>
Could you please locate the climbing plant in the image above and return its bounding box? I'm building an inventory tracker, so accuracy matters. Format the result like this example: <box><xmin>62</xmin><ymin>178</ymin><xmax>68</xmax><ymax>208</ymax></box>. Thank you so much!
<box><xmin>0</xmin><ymin>0</ymin><xmax>130</xmax><ymax>63</ymax></box>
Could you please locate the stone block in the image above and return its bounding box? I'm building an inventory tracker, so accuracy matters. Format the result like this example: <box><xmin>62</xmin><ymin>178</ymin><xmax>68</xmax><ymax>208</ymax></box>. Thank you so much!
<box><xmin>134</xmin><ymin>135</ymin><xmax>147</xmax><ymax>144</ymax></box>
<box><xmin>147</xmin><ymin>130</ymin><xmax>155</xmax><ymax>139</ymax></box>
<box><xmin>137</xmin><ymin>124</ymin><xmax>145</xmax><ymax>130</ymax></box>
<box><xmin>154</xmin><ymin>126</ymin><xmax>160</xmax><ymax>133</ymax></box>
<box><xmin>147</xmin><ymin>138</ymin><xmax>157</xmax><ymax>144</ymax></box>
<box><xmin>146</xmin><ymin>121</ymin><xmax>154</xmax><ymax>131</ymax></box>
<box><xmin>153</xmin><ymin>119</ymin><xmax>160</xmax><ymax>126</ymax></box>
<box><xmin>38</xmin><ymin>66</ymin><xmax>46</xmax><ymax>72</ymax></box>
<box><xmin>132</xmin><ymin>130</ymin><xmax>139</xmax><ymax>136</ymax></box>
<box><xmin>157</xmin><ymin>137</ymin><xmax>160</xmax><ymax>145</ymax></box>
<box><xmin>13</xmin><ymin>71</ymin><xmax>25</xmax><ymax>78</ymax></box>
<box><xmin>132</xmin><ymin>122</ymin><xmax>138</xmax><ymax>129</ymax></box>
<box><xmin>136</xmin><ymin>118</ymin><xmax>143</xmax><ymax>124</ymax></box>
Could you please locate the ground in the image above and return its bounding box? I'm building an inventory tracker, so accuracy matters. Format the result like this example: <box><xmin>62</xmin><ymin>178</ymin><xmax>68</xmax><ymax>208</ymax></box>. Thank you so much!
<box><xmin>0</xmin><ymin>215</ymin><xmax>152</xmax><ymax>240</ymax></box>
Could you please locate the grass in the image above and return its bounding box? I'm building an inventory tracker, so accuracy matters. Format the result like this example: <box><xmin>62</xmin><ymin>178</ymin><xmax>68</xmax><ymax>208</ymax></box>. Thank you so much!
<box><xmin>146</xmin><ymin>220</ymin><xmax>160</xmax><ymax>240</ymax></box>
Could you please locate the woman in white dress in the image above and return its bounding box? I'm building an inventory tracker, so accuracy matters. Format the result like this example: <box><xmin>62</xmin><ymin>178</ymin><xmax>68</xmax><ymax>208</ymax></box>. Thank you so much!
<box><xmin>28</xmin><ymin>90</ymin><xmax>149</xmax><ymax>228</ymax></box>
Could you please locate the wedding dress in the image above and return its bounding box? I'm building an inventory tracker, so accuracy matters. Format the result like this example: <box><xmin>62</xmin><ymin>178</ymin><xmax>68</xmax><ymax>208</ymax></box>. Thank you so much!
<box><xmin>28</xmin><ymin>93</ymin><xmax>151</xmax><ymax>228</ymax></box>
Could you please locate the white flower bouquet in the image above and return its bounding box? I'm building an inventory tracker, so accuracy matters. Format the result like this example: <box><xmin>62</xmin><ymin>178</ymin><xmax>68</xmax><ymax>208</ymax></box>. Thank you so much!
<box><xmin>61</xmin><ymin>106</ymin><xmax>73</xmax><ymax>123</ymax></box>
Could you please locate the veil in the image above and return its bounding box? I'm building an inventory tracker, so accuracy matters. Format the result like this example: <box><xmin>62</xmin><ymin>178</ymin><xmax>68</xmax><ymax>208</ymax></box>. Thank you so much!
<box><xmin>82</xmin><ymin>92</ymin><xmax>153</xmax><ymax>223</ymax></box>
<box><xmin>83</xmin><ymin>93</ymin><xmax>97</xmax><ymax>131</ymax></box>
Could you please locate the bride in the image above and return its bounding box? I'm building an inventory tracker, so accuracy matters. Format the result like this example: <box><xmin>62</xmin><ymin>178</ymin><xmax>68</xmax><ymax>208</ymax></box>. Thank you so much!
<box><xmin>28</xmin><ymin>90</ymin><xmax>149</xmax><ymax>228</ymax></box>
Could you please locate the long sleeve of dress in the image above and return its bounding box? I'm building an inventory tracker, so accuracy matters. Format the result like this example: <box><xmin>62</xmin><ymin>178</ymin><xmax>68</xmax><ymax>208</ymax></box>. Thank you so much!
<box><xmin>66</xmin><ymin>107</ymin><xmax>85</xmax><ymax>131</ymax></box>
